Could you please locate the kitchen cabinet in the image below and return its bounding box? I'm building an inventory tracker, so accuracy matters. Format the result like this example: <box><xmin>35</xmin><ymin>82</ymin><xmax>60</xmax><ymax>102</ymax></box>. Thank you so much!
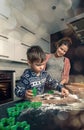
<box><xmin>8</xmin><ymin>37</ymin><xmax>15</xmax><ymax>61</ymax></box>
<box><xmin>14</xmin><ymin>38</ymin><xmax>50</xmax><ymax>63</ymax></box>
<box><xmin>0</xmin><ymin>35</ymin><xmax>50</xmax><ymax>63</ymax></box>
<box><xmin>0</xmin><ymin>36</ymin><xmax>11</xmax><ymax>60</ymax></box>
<box><xmin>14</xmin><ymin>39</ymin><xmax>29</xmax><ymax>63</ymax></box>
<box><xmin>0</xmin><ymin>36</ymin><xmax>29</xmax><ymax>63</ymax></box>
<box><xmin>37</xmin><ymin>39</ymin><xmax>50</xmax><ymax>53</ymax></box>
<box><xmin>0</xmin><ymin>36</ymin><xmax>16</xmax><ymax>61</ymax></box>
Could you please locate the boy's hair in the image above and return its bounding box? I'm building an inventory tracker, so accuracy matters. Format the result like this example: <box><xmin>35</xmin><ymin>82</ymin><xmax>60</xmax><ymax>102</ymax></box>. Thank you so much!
<box><xmin>26</xmin><ymin>45</ymin><xmax>46</xmax><ymax>63</ymax></box>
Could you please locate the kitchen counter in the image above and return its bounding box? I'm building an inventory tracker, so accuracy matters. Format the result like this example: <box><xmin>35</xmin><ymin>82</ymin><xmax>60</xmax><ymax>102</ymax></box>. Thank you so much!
<box><xmin>0</xmin><ymin>83</ymin><xmax>84</xmax><ymax>130</ymax></box>
<box><xmin>0</xmin><ymin>94</ymin><xmax>84</xmax><ymax>130</ymax></box>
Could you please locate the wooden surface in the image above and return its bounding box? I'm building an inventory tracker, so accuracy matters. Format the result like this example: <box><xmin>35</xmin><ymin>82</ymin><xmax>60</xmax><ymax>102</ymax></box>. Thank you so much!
<box><xmin>65</xmin><ymin>84</ymin><xmax>84</xmax><ymax>93</ymax></box>
<box><xmin>70</xmin><ymin>83</ymin><xmax>84</xmax><ymax>87</ymax></box>
<box><xmin>31</xmin><ymin>83</ymin><xmax>84</xmax><ymax>105</ymax></box>
<box><xmin>31</xmin><ymin>92</ymin><xmax>80</xmax><ymax>105</ymax></box>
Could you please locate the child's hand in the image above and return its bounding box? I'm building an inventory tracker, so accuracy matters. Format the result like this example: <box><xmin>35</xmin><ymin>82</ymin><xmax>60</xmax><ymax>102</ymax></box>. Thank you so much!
<box><xmin>61</xmin><ymin>87</ymin><xmax>69</xmax><ymax>97</ymax></box>
<box><xmin>25</xmin><ymin>89</ymin><xmax>33</xmax><ymax>100</ymax></box>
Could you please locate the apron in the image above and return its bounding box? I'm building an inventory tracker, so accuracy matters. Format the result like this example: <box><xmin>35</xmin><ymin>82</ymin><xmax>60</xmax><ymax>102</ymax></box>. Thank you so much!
<box><xmin>46</xmin><ymin>55</ymin><xmax>64</xmax><ymax>81</ymax></box>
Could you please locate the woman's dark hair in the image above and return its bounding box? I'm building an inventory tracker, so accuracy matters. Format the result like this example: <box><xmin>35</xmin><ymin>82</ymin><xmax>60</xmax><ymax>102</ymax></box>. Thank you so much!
<box><xmin>55</xmin><ymin>37</ymin><xmax>72</xmax><ymax>49</ymax></box>
<box><xmin>26</xmin><ymin>45</ymin><xmax>46</xmax><ymax>63</ymax></box>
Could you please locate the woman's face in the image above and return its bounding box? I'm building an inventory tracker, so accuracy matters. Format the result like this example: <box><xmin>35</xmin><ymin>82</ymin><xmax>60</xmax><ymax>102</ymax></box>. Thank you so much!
<box><xmin>56</xmin><ymin>44</ymin><xmax>69</xmax><ymax>57</ymax></box>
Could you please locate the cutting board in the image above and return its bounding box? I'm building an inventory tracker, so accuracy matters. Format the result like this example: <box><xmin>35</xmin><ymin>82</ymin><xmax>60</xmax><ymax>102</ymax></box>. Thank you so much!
<box><xmin>65</xmin><ymin>83</ymin><xmax>84</xmax><ymax>98</ymax></box>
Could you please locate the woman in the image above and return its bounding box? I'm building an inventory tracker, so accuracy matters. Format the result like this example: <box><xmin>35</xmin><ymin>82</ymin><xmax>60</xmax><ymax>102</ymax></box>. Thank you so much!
<box><xmin>46</xmin><ymin>37</ymin><xmax>72</xmax><ymax>85</ymax></box>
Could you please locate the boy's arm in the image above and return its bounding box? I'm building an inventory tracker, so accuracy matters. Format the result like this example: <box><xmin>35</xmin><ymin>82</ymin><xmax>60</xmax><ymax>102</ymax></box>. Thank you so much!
<box><xmin>15</xmin><ymin>69</ymin><xmax>30</xmax><ymax>98</ymax></box>
<box><xmin>15</xmin><ymin>80</ymin><xmax>26</xmax><ymax>97</ymax></box>
<box><xmin>46</xmin><ymin>73</ymin><xmax>69</xmax><ymax>96</ymax></box>
<box><xmin>46</xmin><ymin>74</ymin><xmax>63</xmax><ymax>92</ymax></box>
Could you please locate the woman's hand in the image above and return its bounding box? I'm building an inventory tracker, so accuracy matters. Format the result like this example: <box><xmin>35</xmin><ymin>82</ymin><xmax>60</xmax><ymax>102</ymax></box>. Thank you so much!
<box><xmin>61</xmin><ymin>87</ymin><xmax>69</xmax><ymax>97</ymax></box>
<box><xmin>25</xmin><ymin>89</ymin><xmax>33</xmax><ymax>100</ymax></box>
<box><xmin>60</xmin><ymin>79</ymin><xmax>67</xmax><ymax>85</ymax></box>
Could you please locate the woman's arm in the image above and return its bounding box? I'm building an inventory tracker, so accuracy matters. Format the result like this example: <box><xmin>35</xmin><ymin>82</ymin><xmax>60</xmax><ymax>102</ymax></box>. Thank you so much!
<box><xmin>61</xmin><ymin>57</ymin><xmax>71</xmax><ymax>85</ymax></box>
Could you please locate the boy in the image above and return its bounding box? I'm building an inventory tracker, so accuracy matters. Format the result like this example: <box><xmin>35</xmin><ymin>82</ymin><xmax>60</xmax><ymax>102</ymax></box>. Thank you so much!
<box><xmin>15</xmin><ymin>45</ymin><xmax>69</xmax><ymax>100</ymax></box>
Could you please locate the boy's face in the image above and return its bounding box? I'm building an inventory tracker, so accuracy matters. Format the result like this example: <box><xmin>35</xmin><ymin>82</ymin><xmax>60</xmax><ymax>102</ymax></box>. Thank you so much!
<box><xmin>28</xmin><ymin>60</ymin><xmax>46</xmax><ymax>74</ymax></box>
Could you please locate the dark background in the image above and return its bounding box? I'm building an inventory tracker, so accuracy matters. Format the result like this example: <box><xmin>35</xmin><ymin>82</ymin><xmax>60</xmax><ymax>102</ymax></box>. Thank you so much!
<box><xmin>50</xmin><ymin>20</ymin><xmax>84</xmax><ymax>75</ymax></box>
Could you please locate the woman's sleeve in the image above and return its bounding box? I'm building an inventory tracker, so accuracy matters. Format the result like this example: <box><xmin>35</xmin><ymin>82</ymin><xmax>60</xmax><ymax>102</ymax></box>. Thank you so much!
<box><xmin>61</xmin><ymin>57</ymin><xmax>71</xmax><ymax>83</ymax></box>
